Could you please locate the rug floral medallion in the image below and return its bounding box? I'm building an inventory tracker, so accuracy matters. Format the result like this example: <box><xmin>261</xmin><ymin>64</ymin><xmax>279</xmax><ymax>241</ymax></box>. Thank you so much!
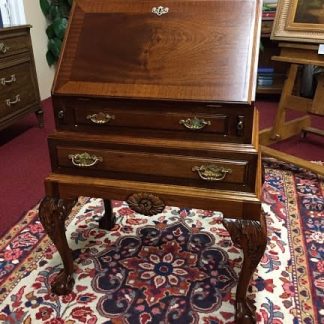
<box><xmin>0</xmin><ymin>162</ymin><xmax>323</xmax><ymax>323</ymax></box>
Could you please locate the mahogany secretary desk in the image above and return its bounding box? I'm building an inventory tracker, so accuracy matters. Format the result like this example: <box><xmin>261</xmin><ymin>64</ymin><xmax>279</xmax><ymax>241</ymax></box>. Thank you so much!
<box><xmin>38</xmin><ymin>0</ymin><xmax>267</xmax><ymax>322</ymax></box>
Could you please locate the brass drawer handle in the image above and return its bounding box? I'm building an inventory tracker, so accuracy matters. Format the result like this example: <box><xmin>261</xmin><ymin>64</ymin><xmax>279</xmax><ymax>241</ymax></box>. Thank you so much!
<box><xmin>192</xmin><ymin>164</ymin><xmax>232</xmax><ymax>181</ymax></box>
<box><xmin>179</xmin><ymin>117</ymin><xmax>211</xmax><ymax>130</ymax></box>
<box><xmin>86</xmin><ymin>112</ymin><xmax>115</xmax><ymax>124</ymax></box>
<box><xmin>6</xmin><ymin>94</ymin><xmax>20</xmax><ymax>107</ymax></box>
<box><xmin>1</xmin><ymin>74</ymin><xmax>16</xmax><ymax>86</ymax></box>
<box><xmin>68</xmin><ymin>152</ymin><xmax>103</xmax><ymax>168</ymax></box>
<box><xmin>0</xmin><ymin>42</ymin><xmax>10</xmax><ymax>54</ymax></box>
<box><xmin>152</xmin><ymin>6</ymin><xmax>169</xmax><ymax>16</ymax></box>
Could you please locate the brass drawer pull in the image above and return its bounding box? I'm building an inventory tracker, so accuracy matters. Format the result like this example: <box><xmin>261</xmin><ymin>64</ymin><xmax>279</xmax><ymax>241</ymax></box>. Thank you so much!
<box><xmin>0</xmin><ymin>42</ymin><xmax>10</xmax><ymax>54</ymax></box>
<box><xmin>192</xmin><ymin>164</ymin><xmax>232</xmax><ymax>181</ymax></box>
<box><xmin>86</xmin><ymin>112</ymin><xmax>115</xmax><ymax>124</ymax></box>
<box><xmin>152</xmin><ymin>6</ymin><xmax>169</xmax><ymax>16</ymax></box>
<box><xmin>6</xmin><ymin>94</ymin><xmax>20</xmax><ymax>107</ymax></box>
<box><xmin>179</xmin><ymin>117</ymin><xmax>211</xmax><ymax>130</ymax></box>
<box><xmin>68</xmin><ymin>152</ymin><xmax>103</xmax><ymax>167</ymax></box>
<box><xmin>1</xmin><ymin>74</ymin><xmax>16</xmax><ymax>86</ymax></box>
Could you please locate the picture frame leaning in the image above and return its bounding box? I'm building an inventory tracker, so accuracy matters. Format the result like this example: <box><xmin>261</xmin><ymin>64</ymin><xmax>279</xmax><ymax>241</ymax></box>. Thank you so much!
<box><xmin>271</xmin><ymin>0</ymin><xmax>324</xmax><ymax>43</ymax></box>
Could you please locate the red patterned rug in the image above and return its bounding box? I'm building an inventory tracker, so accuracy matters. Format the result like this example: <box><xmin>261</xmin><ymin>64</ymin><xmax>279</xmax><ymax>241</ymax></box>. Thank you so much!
<box><xmin>0</xmin><ymin>161</ymin><xmax>323</xmax><ymax>323</ymax></box>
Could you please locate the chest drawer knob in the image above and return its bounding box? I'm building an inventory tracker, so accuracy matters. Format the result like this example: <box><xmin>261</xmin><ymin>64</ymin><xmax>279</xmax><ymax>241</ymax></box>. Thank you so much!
<box><xmin>179</xmin><ymin>117</ymin><xmax>211</xmax><ymax>130</ymax></box>
<box><xmin>68</xmin><ymin>152</ymin><xmax>103</xmax><ymax>167</ymax></box>
<box><xmin>86</xmin><ymin>112</ymin><xmax>115</xmax><ymax>124</ymax></box>
<box><xmin>1</xmin><ymin>74</ymin><xmax>16</xmax><ymax>86</ymax></box>
<box><xmin>192</xmin><ymin>164</ymin><xmax>232</xmax><ymax>181</ymax></box>
<box><xmin>0</xmin><ymin>42</ymin><xmax>10</xmax><ymax>54</ymax></box>
<box><xmin>5</xmin><ymin>94</ymin><xmax>21</xmax><ymax>107</ymax></box>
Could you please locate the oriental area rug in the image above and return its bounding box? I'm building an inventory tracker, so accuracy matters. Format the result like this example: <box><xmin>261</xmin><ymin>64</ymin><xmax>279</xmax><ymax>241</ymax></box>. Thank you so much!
<box><xmin>0</xmin><ymin>161</ymin><xmax>323</xmax><ymax>324</ymax></box>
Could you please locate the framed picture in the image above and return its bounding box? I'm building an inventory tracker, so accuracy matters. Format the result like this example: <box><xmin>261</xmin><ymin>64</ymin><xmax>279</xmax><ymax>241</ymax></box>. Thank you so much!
<box><xmin>271</xmin><ymin>0</ymin><xmax>324</xmax><ymax>43</ymax></box>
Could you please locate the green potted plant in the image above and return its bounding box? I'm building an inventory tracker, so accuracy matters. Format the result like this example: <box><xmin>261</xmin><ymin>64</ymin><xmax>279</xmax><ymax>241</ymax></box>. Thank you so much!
<box><xmin>40</xmin><ymin>0</ymin><xmax>72</xmax><ymax>65</ymax></box>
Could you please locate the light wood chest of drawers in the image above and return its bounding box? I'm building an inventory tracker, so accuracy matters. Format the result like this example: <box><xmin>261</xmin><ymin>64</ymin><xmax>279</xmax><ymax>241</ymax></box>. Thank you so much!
<box><xmin>39</xmin><ymin>1</ymin><xmax>267</xmax><ymax>323</ymax></box>
<box><xmin>0</xmin><ymin>25</ymin><xmax>43</xmax><ymax>131</ymax></box>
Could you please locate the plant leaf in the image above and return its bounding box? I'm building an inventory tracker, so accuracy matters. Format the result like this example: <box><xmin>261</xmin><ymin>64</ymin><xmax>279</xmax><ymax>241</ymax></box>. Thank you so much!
<box><xmin>46</xmin><ymin>24</ymin><xmax>55</xmax><ymax>38</ymax></box>
<box><xmin>49</xmin><ymin>5</ymin><xmax>60</xmax><ymax>20</ymax></box>
<box><xmin>40</xmin><ymin>0</ymin><xmax>72</xmax><ymax>66</ymax></box>
<box><xmin>48</xmin><ymin>37</ymin><xmax>62</xmax><ymax>59</ymax></box>
<box><xmin>58</xmin><ymin>0</ymin><xmax>72</xmax><ymax>18</ymax></box>
<box><xmin>46</xmin><ymin>50</ymin><xmax>56</xmax><ymax>66</ymax></box>
<box><xmin>39</xmin><ymin>0</ymin><xmax>50</xmax><ymax>16</ymax></box>
<box><xmin>52</xmin><ymin>18</ymin><xmax>68</xmax><ymax>39</ymax></box>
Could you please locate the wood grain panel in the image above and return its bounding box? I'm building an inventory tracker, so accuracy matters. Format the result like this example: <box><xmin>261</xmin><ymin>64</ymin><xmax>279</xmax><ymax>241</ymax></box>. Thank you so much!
<box><xmin>56</xmin><ymin>146</ymin><xmax>248</xmax><ymax>182</ymax></box>
<box><xmin>45</xmin><ymin>172</ymin><xmax>262</xmax><ymax>220</ymax></box>
<box><xmin>48</xmin><ymin>133</ymin><xmax>258</xmax><ymax>192</ymax></box>
<box><xmin>53</xmin><ymin>96</ymin><xmax>256</xmax><ymax>143</ymax></box>
<box><xmin>53</xmin><ymin>0</ymin><xmax>260</xmax><ymax>103</ymax></box>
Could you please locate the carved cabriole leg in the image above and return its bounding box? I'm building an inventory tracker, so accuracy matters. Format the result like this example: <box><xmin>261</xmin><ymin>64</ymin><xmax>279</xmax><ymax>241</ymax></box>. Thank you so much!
<box><xmin>222</xmin><ymin>214</ymin><xmax>267</xmax><ymax>324</ymax></box>
<box><xmin>38</xmin><ymin>196</ymin><xmax>76</xmax><ymax>295</ymax></box>
<box><xmin>99</xmin><ymin>199</ymin><xmax>116</xmax><ymax>230</ymax></box>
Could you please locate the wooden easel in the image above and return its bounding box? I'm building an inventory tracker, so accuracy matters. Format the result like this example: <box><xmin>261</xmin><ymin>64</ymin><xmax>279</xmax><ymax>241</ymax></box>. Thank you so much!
<box><xmin>260</xmin><ymin>42</ymin><xmax>324</xmax><ymax>176</ymax></box>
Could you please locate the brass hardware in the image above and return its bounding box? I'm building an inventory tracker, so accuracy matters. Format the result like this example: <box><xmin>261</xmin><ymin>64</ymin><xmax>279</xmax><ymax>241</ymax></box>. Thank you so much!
<box><xmin>1</xmin><ymin>74</ymin><xmax>16</xmax><ymax>86</ymax></box>
<box><xmin>86</xmin><ymin>112</ymin><xmax>115</xmax><ymax>124</ymax></box>
<box><xmin>0</xmin><ymin>42</ymin><xmax>10</xmax><ymax>54</ymax></box>
<box><xmin>192</xmin><ymin>164</ymin><xmax>232</xmax><ymax>181</ymax></box>
<box><xmin>179</xmin><ymin>116</ymin><xmax>211</xmax><ymax>130</ymax></box>
<box><xmin>236</xmin><ymin>115</ymin><xmax>244</xmax><ymax>136</ymax></box>
<box><xmin>68</xmin><ymin>152</ymin><xmax>103</xmax><ymax>167</ymax></box>
<box><xmin>152</xmin><ymin>6</ymin><xmax>169</xmax><ymax>16</ymax></box>
<box><xmin>6</xmin><ymin>94</ymin><xmax>20</xmax><ymax>107</ymax></box>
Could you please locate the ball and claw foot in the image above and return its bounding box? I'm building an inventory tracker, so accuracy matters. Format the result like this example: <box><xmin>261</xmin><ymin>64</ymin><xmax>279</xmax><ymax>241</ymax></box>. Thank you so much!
<box><xmin>236</xmin><ymin>299</ymin><xmax>256</xmax><ymax>324</ymax></box>
<box><xmin>38</xmin><ymin>196</ymin><xmax>77</xmax><ymax>296</ymax></box>
<box><xmin>51</xmin><ymin>269</ymin><xmax>75</xmax><ymax>295</ymax></box>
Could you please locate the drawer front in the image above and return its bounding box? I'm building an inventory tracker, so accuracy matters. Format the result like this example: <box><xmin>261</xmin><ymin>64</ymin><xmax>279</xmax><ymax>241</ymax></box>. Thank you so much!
<box><xmin>75</xmin><ymin>107</ymin><xmax>228</xmax><ymax>134</ymax></box>
<box><xmin>0</xmin><ymin>34</ymin><xmax>29</xmax><ymax>57</ymax></box>
<box><xmin>49</xmin><ymin>139</ymin><xmax>257</xmax><ymax>192</ymax></box>
<box><xmin>0</xmin><ymin>61</ymin><xmax>38</xmax><ymax>118</ymax></box>
<box><xmin>54</xmin><ymin>97</ymin><xmax>254</xmax><ymax>144</ymax></box>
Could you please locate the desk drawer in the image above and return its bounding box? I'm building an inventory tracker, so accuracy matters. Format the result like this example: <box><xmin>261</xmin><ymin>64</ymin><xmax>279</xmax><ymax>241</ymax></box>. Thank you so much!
<box><xmin>53</xmin><ymin>97</ymin><xmax>254</xmax><ymax>144</ymax></box>
<box><xmin>49</xmin><ymin>135</ymin><xmax>257</xmax><ymax>192</ymax></box>
<box><xmin>74</xmin><ymin>107</ymin><xmax>228</xmax><ymax>135</ymax></box>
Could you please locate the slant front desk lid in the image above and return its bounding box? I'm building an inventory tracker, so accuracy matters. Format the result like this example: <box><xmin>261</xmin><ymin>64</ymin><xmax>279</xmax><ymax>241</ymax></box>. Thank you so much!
<box><xmin>53</xmin><ymin>0</ymin><xmax>261</xmax><ymax>103</ymax></box>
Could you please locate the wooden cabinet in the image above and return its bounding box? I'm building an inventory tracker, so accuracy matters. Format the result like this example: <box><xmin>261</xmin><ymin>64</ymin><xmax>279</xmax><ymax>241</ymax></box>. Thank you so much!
<box><xmin>39</xmin><ymin>1</ymin><xmax>267</xmax><ymax>323</ymax></box>
<box><xmin>0</xmin><ymin>25</ymin><xmax>43</xmax><ymax>131</ymax></box>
